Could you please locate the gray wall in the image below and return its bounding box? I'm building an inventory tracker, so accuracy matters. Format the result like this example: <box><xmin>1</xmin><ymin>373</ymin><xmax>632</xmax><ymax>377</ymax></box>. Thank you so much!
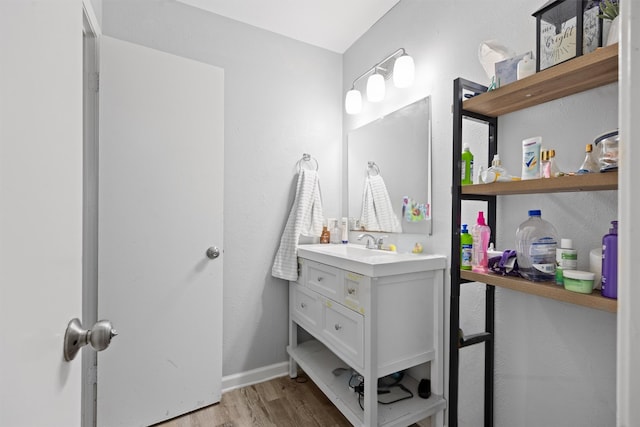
<box><xmin>102</xmin><ymin>0</ymin><xmax>343</xmax><ymax>377</ymax></box>
<box><xmin>344</xmin><ymin>1</ymin><xmax>616</xmax><ymax>426</ymax></box>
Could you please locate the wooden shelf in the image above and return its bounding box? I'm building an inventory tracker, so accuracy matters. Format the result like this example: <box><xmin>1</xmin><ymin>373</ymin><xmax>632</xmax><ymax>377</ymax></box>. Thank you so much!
<box><xmin>463</xmin><ymin>43</ymin><xmax>618</xmax><ymax>117</ymax></box>
<box><xmin>461</xmin><ymin>171</ymin><xmax>617</xmax><ymax>196</ymax></box>
<box><xmin>460</xmin><ymin>270</ymin><xmax>617</xmax><ymax>313</ymax></box>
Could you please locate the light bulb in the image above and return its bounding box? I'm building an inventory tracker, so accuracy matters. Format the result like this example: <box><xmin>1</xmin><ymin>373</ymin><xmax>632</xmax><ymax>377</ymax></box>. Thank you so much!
<box><xmin>345</xmin><ymin>89</ymin><xmax>362</xmax><ymax>114</ymax></box>
<box><xmin>393</xmin><ymin>54</ymin><xmax>415</xmax><ymax>88</ymax></box>
<box><xmin>366</xmin><ymin>73</ymin><xmax>385</xmax><ymax>102</ymax></box>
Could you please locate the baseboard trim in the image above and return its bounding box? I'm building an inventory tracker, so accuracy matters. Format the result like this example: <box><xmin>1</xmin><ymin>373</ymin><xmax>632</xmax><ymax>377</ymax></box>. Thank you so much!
<box><xmin>222</xmin><ymin>361</ymin><xmax>289</xmax><ymax>393</ymax></box>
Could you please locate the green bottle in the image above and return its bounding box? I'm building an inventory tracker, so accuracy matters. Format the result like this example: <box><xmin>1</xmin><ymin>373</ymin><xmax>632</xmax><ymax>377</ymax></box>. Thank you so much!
<box><xmin>462</xmin><ymin>143</ymin><xmax>474</xmax><ymax>185</ymax></box>
<box><xmin>461</xmin><ymin>224</ymin><xmax>473</xmax><ymax>270</ymax></box>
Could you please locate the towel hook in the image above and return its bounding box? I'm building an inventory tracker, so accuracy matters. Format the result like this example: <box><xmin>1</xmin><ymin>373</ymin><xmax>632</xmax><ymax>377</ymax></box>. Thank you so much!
<box><xmin>367</xmin><ymin>161</ymin><xmax>380</xmax><ymax>177</ymax></box>
<box><xmin>297</xmin><ymin>153</ymin><xmax>319</xmax><ymax>172</ymax></box>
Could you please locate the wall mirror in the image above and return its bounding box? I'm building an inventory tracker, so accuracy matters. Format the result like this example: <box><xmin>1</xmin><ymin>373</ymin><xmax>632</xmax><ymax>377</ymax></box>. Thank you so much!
<box><xmin>348</xmin><ymin>97</ymin><xmax>432</xmax><ymax>235</ymax></box>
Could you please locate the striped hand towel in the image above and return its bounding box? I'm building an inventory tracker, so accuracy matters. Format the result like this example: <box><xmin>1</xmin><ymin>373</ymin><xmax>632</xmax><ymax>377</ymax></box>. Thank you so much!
<box><xmin>360</xmin><ymin>174</ymin><xmax>402</xmax><ymax>233</ymax></box>
<box><xmin>272</xmin><ymin>169</ymin><xmax>324</xmax><ymax>280</ymax></box>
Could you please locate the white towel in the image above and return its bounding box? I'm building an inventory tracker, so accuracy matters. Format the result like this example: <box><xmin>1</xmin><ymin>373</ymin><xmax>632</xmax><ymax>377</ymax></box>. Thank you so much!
<box><xmin>272</xmin><ymin>169</ymin><xmax>324</xmax><ymax>281</ymax></box>
<box><xmin>360</xmin><ymin>174</ymin><xmax>402</xmax><ymax>233</ymax></box>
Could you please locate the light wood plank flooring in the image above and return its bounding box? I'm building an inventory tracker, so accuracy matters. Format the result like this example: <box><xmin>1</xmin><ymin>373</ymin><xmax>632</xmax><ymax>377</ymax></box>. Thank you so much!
<box><xmin>154</xmin><ymin>374</ymin><xmax>431</xmax><ymax>427</ymax></box>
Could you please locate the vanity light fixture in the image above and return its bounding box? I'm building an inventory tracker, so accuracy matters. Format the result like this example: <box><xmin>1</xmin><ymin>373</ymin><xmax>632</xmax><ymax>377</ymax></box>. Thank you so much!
<box><xmin>344</xmin><ymin>48</ymin><xmax>415</xmax><ymax>115</ymax></box>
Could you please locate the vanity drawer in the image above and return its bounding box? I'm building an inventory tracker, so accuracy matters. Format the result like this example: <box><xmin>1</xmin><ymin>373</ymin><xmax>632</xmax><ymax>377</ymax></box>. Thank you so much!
<box><xmin>290</xmin><ymin>284</ymin><xmax>321</xmax><ymax>333</ymax></box>
<box><xmin>321</xmin><ymin>299</ymin><xmax>364</xmax><ymax>370</ymax></box>
<box><xmin>304</xmin><ymin>260</ymin><xmax>341</xmax><ymax>301</ymax></box>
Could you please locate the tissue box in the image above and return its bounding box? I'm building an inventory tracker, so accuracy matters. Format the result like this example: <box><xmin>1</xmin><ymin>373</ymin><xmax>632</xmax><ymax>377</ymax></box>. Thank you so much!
<box><xmin>494</xmin><ymin>52</ymin><xmax>532</xmax><ymax>87</ymax></box>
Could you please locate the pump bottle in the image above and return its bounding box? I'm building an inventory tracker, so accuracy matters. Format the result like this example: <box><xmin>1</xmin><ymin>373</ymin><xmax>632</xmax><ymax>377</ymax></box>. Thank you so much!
<box><xmin>460</xmin><ymin>224</ymin><xmax>473</xmax><ymax>270</ymax></box>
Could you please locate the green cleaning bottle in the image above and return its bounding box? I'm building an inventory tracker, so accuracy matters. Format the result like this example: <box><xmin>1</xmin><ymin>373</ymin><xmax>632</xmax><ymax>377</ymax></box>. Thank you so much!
<box><xmin>461</xmin><ymin>224</ymin><xmax>473</xmax><ymax>270</ymax></box>
<box><xmin>462</xmin><ymin>143</ymin><xmax>474</xmax><ymax>185</ymax></box>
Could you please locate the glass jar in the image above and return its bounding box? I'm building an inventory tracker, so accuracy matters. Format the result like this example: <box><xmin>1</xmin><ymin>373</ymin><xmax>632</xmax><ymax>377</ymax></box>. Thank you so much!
<box><xmin>594</xmin><ymin>130</ymin><xmax>619</xmax><ymax>172</ymax></box>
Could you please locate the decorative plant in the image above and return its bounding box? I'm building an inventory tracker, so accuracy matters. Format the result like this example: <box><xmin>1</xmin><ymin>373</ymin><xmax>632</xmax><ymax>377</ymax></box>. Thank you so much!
<box><xmin>598</xmin><ymin>0</ymin><xmax>619</xmax><ymax>21</ymax></box>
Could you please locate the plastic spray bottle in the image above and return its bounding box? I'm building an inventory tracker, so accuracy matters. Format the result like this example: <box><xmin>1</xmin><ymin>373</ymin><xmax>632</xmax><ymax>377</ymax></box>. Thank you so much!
<box><xmin>461</xmin><ymin>224</ymin><xmax>473</xmax><ymax>270</ymax></box>
<box><xmin>472</xmin><ymin>212</ymin><xmax>491</xmax><ymax>273</ymax></box>
<box><xmin>461</xmin><ymin>144</ymin><xmax>474</xmax><ymax>185</ymax></box>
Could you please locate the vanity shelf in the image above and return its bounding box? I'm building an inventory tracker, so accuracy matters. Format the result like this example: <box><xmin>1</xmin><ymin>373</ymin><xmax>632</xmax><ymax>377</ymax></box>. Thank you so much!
<box><xmin>460</xmin><ymin>270</ymin><xmax>617</xmax><ymax>313</ymax></box>
<box><xmin>461</xmin><ymin>171</ymin><xmax>618</xmax><ymax>196</ymax></box>
<box><xmin>463</xmin><ymin>43</ymin><xmax>618</xmax><ymax>117</ymax></box>
<box><xmin>288</xmin><ymin>339</ymin><xmax>446</xmax><ymax>427</ymax></box>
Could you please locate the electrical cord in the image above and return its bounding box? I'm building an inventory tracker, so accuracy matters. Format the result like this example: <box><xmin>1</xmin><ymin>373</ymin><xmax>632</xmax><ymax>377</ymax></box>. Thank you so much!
<box><xmin>354</xmin><ymin>381</ymin><xmax>414</xmax><ymax>410</ymax></box>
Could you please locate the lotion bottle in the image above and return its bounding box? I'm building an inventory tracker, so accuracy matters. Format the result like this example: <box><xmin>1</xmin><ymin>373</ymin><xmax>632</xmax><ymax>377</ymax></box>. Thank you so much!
<box><xmin>341</xmin><ymin>217</ymin><xmax>349</xmax><ymax>244</ymax></box>
<box><xmin>329</xmin><ymin>218</ymin><xmax>341</xmax><ymax>244</ymax></box>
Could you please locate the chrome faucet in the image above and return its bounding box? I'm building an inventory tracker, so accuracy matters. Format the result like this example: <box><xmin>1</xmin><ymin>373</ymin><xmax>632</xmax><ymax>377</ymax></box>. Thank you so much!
<box><xmin>357</xmin><ymin>233</ymin><xmax>388</xmax><ymax>250</ymax></box>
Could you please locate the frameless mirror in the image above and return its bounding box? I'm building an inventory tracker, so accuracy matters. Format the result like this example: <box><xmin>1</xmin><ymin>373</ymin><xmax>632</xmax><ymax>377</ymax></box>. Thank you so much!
<box><xmin>348</xmin><ymin>97</ymin><xmax>432</xmax><ymax>234</ymax></box>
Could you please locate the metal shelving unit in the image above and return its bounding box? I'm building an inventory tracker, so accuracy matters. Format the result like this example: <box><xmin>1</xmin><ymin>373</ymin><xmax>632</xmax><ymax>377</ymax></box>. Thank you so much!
<box><xmin>449</xmin><ymin>43</ymin><xmax>619</xmax><ymax>427</ymax></box>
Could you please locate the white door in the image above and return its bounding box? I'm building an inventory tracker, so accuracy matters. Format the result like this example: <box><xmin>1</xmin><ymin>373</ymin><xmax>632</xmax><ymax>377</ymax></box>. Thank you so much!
<box><xmin>0</xmin><ymin>2</ymin><xmax>83</xmax><ymax>426</ymax></box>
<box><xmin>97</xmin><ymin>36</ymin><xmax>224</xmax><ymax>427</ymax></box>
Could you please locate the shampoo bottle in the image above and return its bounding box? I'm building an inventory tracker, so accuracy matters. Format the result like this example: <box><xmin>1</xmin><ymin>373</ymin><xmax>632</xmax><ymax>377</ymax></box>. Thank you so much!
<box><xmin>461</xmin><ymin>144</ymin><xmax>474</xmax><ymax>185</ymax></box>
<box><xmin>461</xmin><ymin>224</ymin><xmax>473</xmax><ymax>270</ymax></box>
<box><xmin>601</xmin><ymin>220</ymin><xmax>618</xmax><ymax>299</ymax></box>
<box><xmin>471</xmin><ymin>212</ymin><xmax>491</xmax><ymax>273</ymax></box>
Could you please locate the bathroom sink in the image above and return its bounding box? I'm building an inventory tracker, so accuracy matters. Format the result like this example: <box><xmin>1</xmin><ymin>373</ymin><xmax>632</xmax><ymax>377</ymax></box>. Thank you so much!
<box><xmin>297</xmin><ymin>244</ymin><xmax>446</xmax><ymax>277</ymax></box>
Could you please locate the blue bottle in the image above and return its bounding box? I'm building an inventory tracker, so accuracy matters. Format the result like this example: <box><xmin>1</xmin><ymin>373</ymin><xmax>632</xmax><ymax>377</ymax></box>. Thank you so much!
<box><xmin>601</xmin><ymin>220</ymin><xmax>618</xmax><ymax>299</ymax></box>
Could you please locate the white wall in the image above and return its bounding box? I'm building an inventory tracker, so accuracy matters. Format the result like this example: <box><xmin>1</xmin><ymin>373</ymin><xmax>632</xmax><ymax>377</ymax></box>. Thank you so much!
<box><xmin>344</xmin><ymin>1</ymin><xmax>616</xmax><ymax>426</ymax></box>
<box><xmin>101</xmin><ymin>1</ymin><xmax>343</xmax><ymax>377</ymax></box>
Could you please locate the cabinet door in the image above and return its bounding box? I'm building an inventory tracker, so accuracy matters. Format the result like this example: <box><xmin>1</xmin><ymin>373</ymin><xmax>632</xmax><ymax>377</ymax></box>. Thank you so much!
<box><xmin>321</xmin><ymin>299</ymin><xmax>364</xmax><ymax>370</ymax></box>
<box><xmin>290</xmin><ymin>284</ymin><xmax>322</xmax><ymax>333</ymax></box>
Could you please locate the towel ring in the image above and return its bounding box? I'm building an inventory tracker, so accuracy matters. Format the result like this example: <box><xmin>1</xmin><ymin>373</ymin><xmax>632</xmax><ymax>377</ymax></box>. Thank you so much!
<box><xmin>367</xmin><ymin>161</ymin><xmax>380</xmax><ymax>177</ymax></box>
<box><xmin>297</xmin><ymin>153</ymin><xmax>319</xmax><ymax>172</ymax></box>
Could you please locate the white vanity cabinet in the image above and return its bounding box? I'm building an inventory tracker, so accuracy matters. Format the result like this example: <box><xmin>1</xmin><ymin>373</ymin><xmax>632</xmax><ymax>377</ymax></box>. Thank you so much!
<box><xmin>287</xmin><ymin>245</ymin><xmax>447</xmax><ymax>427</ymax></box>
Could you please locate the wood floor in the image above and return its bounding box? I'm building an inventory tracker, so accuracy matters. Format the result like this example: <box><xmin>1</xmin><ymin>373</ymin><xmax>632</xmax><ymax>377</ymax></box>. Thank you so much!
<box><xmin>154</xmin><ymin>373</ymin><xmax>431</xmax><ymax>427</ymax></box>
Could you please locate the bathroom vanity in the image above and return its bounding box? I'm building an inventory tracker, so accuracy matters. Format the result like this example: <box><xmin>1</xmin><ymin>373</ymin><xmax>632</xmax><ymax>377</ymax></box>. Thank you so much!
<box><xmin>288</xmin><ymin>244</ymin><xmax>446</xmax><ymax>427</ymax></box>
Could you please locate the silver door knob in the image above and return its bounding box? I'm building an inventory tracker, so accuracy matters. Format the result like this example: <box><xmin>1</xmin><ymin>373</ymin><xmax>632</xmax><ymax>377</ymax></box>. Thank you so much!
<box><xmin>206</xmin><ymin>247</ymin><xmax>220</xmax><ymax>259</ymax></box>
<box><xmin>63</xmin><ymin>318</ymin><xmax>118</xmax><ymax>362</ymax></box>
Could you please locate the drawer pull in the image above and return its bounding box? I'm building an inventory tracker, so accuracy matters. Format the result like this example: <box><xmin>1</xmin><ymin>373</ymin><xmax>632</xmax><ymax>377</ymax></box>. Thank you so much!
<box><xmin>347</xmin><ymin>288</ymin><xmax>356</xmax><ymax>295</ymax></box>
<box><xmin>317</xmin><ymin>276</ymin><xmax>324</xmax><ymax>282</ymax></box>
<box><xmin>334</xmin><ymin>324</ymin><xmax>342</xmax><ymax>331</ymax></box>
<box><xmin>300</xmin><ymin>302</ymin><xmax>307</xmax><ymax>308</ymax></box>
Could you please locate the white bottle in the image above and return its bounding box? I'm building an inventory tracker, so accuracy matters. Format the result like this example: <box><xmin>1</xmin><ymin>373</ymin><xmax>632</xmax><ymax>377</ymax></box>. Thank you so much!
<box><xmin>517</xmin><ymin>53</ymin><xmax>536</xmax><ymax>80</ymax></box>
<box><xmin>341</xmin><ymin>217</ymin><xmax>349</xmax><ymax>244</ymax></box>
<box><xmin>329</xmin><ymin>218</ymin><xmax>341</xmax><ymax>244</ymax></box>
<box><xmin>521</xmin><ymin>136</ymin><xmax>542</xmax><ymax>180</ymax></box>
